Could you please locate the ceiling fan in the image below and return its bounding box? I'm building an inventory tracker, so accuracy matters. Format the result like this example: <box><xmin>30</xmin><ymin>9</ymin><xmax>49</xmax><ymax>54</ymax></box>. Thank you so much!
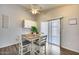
<box><xmin>30</xmin><ymin>4</ymin><xmax>41</xmax><ymax>14</ymax></box>
<box><xmin>25</xmin><ymin>4</ymin><xmax>41</xmax><ymax>15</ymax></box>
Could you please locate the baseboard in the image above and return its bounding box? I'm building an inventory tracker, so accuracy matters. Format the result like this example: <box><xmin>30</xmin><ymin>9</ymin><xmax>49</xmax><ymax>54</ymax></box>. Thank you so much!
<box><xmin>60</xmin><ymin>46</ymin><xmax>79</xmax><ymax>55</ymax></box>
<box><xmin>0</xmin><ymin>42</ymin><xmax>19</xmax><ymax>48</ymax></box>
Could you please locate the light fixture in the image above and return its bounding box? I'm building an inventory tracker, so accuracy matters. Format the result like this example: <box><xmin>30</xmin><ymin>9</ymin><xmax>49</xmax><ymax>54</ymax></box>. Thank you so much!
<box><xmin>31</xmin><ymin>8</ymin><xmax>40</xmax><ymax>14</ymax></box>
<box><xmin>30</xmin><ymin>4</ymin><xmax>40</xmax><ymax>14</ymax></box>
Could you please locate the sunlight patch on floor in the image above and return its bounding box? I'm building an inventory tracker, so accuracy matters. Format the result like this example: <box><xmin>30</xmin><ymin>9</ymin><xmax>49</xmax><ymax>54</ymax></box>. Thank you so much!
<box><xmin>46</xmin><ymin>43</ymin><xmax>60</xmax><ymax>55</ymax></box>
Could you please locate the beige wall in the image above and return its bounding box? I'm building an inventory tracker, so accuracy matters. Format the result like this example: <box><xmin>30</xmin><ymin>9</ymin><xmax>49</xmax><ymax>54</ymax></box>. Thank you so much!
<box><xmin>37</xmin><ymin>5</ymin><xmax>79</xmax><ymax>52</ymax></box>
<box><xmin>0</xmin><ymin>5</ymin><xmax>37</xmax><ymax>48</ymax></box>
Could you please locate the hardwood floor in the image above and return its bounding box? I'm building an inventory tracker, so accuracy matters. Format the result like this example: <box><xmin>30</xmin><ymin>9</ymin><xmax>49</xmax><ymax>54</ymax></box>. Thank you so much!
<box><xmin>0</xmin><ymin>44</ymin><xmax>19</xmax><ymax>55</ymax></box>
<box><xmin>0</xmin><ymin>43</ymin><xmax>79</xmax><ymax>55</ymax></box>
<box><xmin>47</xmin><ymin>43</ymin><xmax>79</xmax><ymax>55</ymax></box>
<box><xmin>60</xmin><ymin>47</ymin><xmax>79</xmax><ymax>55</ymax></box>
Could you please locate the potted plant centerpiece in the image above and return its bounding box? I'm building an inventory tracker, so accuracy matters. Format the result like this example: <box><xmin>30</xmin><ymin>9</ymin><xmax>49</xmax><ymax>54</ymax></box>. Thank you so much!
<box><xmin>31</xmin><ymin>26</ymin><xmax>38</xmax><ymax>35</ymax></box>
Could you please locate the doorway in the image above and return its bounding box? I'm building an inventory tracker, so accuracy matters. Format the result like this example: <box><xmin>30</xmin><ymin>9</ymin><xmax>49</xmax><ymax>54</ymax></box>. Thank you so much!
<box><xmin>48</xmin><ymin>19</ymin><xmax>60</xmax><ymax>46</ymax></box>
<box><xmin>40</xmin><ymin>19</ymin><xmax>60</xmax><ymax>46</ymax></box>
<box><xmin>40</xmin><ymin>18</ymin><xmax>61</xmax><ymax>55</ymax></box>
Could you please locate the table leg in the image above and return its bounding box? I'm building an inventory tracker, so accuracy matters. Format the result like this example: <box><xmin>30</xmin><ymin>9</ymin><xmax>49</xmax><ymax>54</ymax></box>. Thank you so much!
<box><xmin>31</xmin><ymin>40</ymin><xmax>35</xmax><ymax>55</ymax></box>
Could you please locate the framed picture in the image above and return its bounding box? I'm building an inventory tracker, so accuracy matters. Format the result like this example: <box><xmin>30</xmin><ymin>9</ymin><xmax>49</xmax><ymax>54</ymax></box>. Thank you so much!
<box><xmin>2</xmin><ymin>15</ymin><xmax>9</xmax><ymax>28</ymax></box>
<box><xmin>69</xmin><ymin>18</ymin><xmax>77</xmax><ymax>25</ymax></box>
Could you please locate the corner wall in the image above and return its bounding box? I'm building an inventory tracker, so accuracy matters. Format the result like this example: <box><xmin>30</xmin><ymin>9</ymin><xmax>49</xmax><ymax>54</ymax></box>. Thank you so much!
<box><xmin>37</xmin><ymin>5</ymin><xmax>79</xmax><ymax>52</ymax></box>
<box><xmin>0</xmin><ymin>5</ymin><xmax>36</xmax><ymax>48</ymax></box>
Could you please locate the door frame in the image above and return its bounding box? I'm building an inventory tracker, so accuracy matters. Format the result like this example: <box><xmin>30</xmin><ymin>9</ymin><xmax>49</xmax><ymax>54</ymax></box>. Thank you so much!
<box><xmin>48</xmin><ymin>17</ymin><xmax>63</xmax><ymax>47</ymax></box>
<box><xmin>39</xmin><ymin>16</ymin><xmax>63</xmax><ymax>47</ymax></box>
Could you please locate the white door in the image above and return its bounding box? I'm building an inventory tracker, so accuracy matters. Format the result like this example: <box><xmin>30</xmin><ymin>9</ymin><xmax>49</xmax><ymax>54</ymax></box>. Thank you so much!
<box><xmin>40</xmin><ymin>21</ymin><xmax>48</xmax><ymax>42</ymax></box>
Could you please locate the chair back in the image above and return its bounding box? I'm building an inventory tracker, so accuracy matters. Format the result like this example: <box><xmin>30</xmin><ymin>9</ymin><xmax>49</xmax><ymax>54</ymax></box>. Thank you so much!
<box><xmin>39</xmin><ymin>35</ymin><xmax>47</xmax><ymax>46</ymax></box>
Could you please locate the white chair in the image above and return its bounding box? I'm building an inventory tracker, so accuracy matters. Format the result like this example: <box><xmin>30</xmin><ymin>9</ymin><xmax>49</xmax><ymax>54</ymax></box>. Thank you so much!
<box><xmin>34</xmin><ymin>35</ymin><xmax>47</xmax><ymax>55</ymax></box>
<box><xmin>17</xmin><ymin>35</ymin><xmax>31</xmax><ymax>55</ymax></box>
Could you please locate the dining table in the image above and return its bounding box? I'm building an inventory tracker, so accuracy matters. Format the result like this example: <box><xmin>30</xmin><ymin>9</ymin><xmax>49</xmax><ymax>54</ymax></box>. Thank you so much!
<box><xmin>22</xmin><ymin>33</ymin><xmax>41</xmax><ymax>55</ymax></box>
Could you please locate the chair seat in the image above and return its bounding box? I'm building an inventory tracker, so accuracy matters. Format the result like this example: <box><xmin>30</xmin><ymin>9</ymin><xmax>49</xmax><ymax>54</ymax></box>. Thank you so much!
<box><xmin>34</xmin><ymin>41</ymin><xmax>46</xmax><ymax>46</ymax></box>
<box><xmin>22</xmin><ymin>40</ymin><xmax>31</xmax><ymax>46</ymax></box>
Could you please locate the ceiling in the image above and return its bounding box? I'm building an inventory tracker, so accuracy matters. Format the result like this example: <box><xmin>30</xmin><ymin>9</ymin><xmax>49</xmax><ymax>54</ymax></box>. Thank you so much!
<box><xmin>21</xmin><ymin>4</ymin><xmax>65</xmax><ymax>10</ymax></box>
<box><xmin>20</xmin><ymin>4</ymin><xmax>66</xmax><ymax>14</ymax></box>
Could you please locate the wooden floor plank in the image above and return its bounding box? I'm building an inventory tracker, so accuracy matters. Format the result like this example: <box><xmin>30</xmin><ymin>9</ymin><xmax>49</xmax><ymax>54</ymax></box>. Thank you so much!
<box><xmin>0</xmin><ymin>44</ymin><xmax>79</xmax><ymax>55</ymax></box>
<box><xmin>0</xmin><ymin>44</ymin><xmax>18</xmax><ymax>55</ymax></box>
<box><xmin>61</xmin><ymin>47</ymin><xmax>79</xmax><ymax>55</ymax></box>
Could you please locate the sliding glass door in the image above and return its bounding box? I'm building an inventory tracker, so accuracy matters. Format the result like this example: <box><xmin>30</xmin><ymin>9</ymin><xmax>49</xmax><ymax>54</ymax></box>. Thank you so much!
<box><xmin>48</xmin><ymin>21</ymin><xmax>52</xmax><ymax>43</ymax></box>
<box><xmin>48</xmin><ymin>19</ymin><xmax>60</xmax><ymax>46</ymax></box>
<box><xmin>40</xmin><ymin>19</ymin><xmax>60</xmax><ymax>46</ymax></box>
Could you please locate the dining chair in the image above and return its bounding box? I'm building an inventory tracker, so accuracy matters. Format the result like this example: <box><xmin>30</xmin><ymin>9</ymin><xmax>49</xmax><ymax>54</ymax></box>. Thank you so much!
<box><xmin>34</xmin><ymin>35</ymin><xmax>47</xmax><ymax>55</ymax></box>
<box><xmin>17</xmin><ymin>35</ymin><xmax>31</xmax><ymax>55</ymax></box>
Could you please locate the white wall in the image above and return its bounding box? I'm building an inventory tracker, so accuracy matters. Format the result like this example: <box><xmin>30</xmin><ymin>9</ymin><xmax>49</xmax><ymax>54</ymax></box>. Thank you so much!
<box><xmin>0</xmin><ymin>4</ymin><xmax>36</xmax><ymax>48</ymax></box>
<box><xmin>37</xmin><ymin>5</ymin><xmax>79</xmax><ymax>52</ymax></box>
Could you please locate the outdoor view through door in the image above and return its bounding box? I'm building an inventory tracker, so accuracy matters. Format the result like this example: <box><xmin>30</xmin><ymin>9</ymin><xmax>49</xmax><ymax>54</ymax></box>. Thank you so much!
<box><xmin>40</xmin><ymin>18</ymin><xmax>60</xmax><ymax>53</ymax></box>
<box><xmin>48</xmin><ymin>19</ymin><xmax>60</xmax><ymax>46</ymax></box>
<box><xmin>40</xmin><ymin>18</ymin><xmax>60</xmax><ymax>46</ymax></box>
